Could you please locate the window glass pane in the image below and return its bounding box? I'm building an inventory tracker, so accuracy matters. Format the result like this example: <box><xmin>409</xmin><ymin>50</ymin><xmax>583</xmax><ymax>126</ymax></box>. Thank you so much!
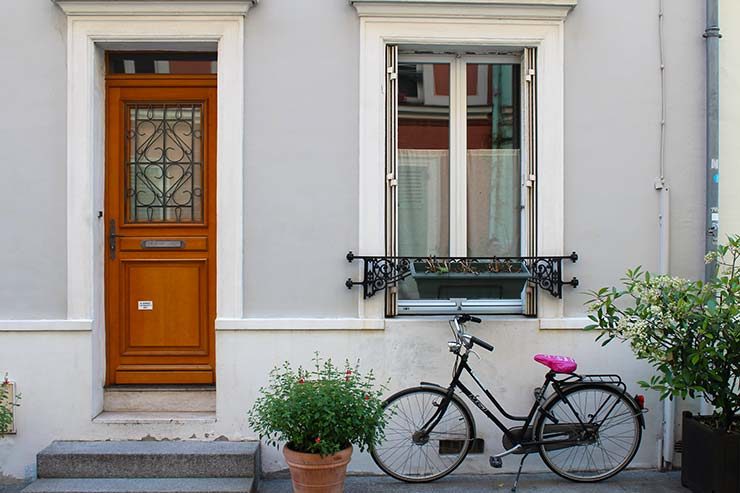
<box><xmin>397</xmin><ymin>62</ymin><xmax>451</xmax><ymax>301</ymax></box>
<box><xmin>466</xmin><ymin>64</ymin><xmax>521</xmax><ymax>257</ymax></box>
<box><xmin>108</xmin><ymin>52</ymin><xmax>217</xmax><ymax>74</ymax></box>
<box><xmin>126</xmin><ymin>103</ymin><xmax>203</xmax><ymax>223</ymax></box>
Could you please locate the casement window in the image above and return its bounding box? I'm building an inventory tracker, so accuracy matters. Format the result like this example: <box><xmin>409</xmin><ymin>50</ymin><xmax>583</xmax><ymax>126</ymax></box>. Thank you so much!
<box><xmin>385</xmin><ymin>46</ymin><xmax>538</xmax><ymax>317</ymax></box>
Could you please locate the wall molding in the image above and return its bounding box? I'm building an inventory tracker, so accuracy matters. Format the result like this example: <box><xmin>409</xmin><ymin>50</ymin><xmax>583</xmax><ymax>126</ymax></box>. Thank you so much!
<box><xmin>538</xmin><ymin>317</ymin><xmax>591</xmax><ymax>330</ymax></box>
<box><xmin>216</xmin><ymin>318</ymin><xmax>386</xmax><ymax>331</ymax></box>
<box><xmin>349</xmin><ymin>0</ymin><xmax>576</xmax><ymax>20</ymax></box>
<box><xmin>53</xmin><ymin>0</ymin><xmax>258</xmax><ymax>17</ymax></box>
<box><xmin>0</xmin><ymin>320</ymin><xmax>93</xmax><ymax>332</ymax></box>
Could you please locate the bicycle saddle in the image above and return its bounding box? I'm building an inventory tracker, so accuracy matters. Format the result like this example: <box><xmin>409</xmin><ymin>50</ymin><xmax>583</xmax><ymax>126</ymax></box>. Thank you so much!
<box><xmin>533</xmin><ymin>354</ymin><xmax>577</xmax><ymax>373</ymax></box>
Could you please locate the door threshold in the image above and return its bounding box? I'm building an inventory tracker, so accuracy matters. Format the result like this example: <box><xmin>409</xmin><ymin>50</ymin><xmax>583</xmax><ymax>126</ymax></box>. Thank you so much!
<box><xmin>104</xmin><ymin>384</ymin><xmax>216</xmax><ymax>392</ymax></box>
<box><xmin>93</xmin><ymin>411</ymin><xmax>216</xmax><ymax>425</ymax></box>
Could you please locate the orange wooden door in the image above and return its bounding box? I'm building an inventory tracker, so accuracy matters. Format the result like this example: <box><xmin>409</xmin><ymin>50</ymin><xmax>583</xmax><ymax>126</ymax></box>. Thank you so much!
<box><xmin>105</xmin><ymin>76</ymin><xmax>216</xmax><ymax>385</ymax></box>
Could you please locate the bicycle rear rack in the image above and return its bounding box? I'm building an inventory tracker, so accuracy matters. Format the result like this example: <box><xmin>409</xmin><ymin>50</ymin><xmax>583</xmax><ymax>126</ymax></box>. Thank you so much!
<box><xmin>559</xmin><ymin>373</ymin><xmax>627</xmax><ymax>392</ymax></box>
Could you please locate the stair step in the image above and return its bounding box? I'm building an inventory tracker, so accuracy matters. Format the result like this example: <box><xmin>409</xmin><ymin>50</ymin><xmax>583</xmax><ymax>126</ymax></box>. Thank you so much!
<box><xmin>21</xmin><ymin>478</ymin><xmax>255</xmax><ymax>493</ymax></box>
<box><xmin>103</xmin><ymin>387</ymin><xmax>216</xmax><ymax>412</ymax></box>
<box><xmin>37</xmin><ymin>441</ymin><xmax>259</xmax><ymax>479</ymax></box>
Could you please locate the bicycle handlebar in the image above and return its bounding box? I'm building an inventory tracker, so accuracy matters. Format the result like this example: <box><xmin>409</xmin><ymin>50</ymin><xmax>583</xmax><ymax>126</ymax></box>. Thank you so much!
<box><xmin>457</xmin><ymin>314</ymin><xmax>481</xmax><ymax>324</ymax></box>
<box><xmin>470</xmin><ymin>335</ymin><xmax>494</xmax><ymax>352</ymax></box>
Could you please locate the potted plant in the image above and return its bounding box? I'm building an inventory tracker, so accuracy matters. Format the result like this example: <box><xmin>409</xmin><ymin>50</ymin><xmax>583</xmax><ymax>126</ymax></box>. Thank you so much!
<box><xmin>585</xmin><ymin>237</ymin><xmax>740</xmax><ymax>493</ymax></box>
<box><xmin>0</xmin><ymin>374</ymin><xmax>20</xmax><ymax>435</ymax></box>
<box><xmin>247</xmin><ymin>354</ymin><xmax>387</xmax><ymax>493</ymax></box>
<box><xmin>410</xmin><ymin>257</ymin><xmax>530</xmax><ymax>299</ymax></box>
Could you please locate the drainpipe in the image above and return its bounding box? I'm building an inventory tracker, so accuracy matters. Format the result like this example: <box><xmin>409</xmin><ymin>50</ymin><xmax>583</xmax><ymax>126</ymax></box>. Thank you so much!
<box><xmin>705</xmin><ymin>0</ymin><xmax>720</xmax><ymax>279</ymax></box>
<box><xmin>655</xmin><ymin>0</ymin><xmax>675</xmax><ymax>471</ymax></box>
<box><xmin>702</xmin><ymin>0</ymin><xmax>721</xmax><ymax>418</ymax></box>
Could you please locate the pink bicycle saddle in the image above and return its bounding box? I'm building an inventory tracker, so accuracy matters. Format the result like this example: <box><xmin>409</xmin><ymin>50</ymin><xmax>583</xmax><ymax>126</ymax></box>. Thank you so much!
<box><xmin>534</xmin><ymin>354</ymin><xmax>578</xmax><ymax>374</ymax></box>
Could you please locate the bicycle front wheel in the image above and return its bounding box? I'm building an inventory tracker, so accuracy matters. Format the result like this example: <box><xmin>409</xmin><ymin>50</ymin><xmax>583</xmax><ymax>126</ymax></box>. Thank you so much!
<box><xmin>535</xmin><ymin>383</ymin><xmax>642</xmax><ymax>482</ymax></box>
<box><xmin>370</xmin><ymin>386</ymin><xmax>475</xmax><ymax>482</ymax></box>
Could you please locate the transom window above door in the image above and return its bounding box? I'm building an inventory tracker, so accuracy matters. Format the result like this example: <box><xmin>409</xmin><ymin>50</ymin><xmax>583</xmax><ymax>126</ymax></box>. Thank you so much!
<box><xmin>107</xmin><ymin>52</ymin><xmax>217</xmax><ymax>75</ymax></box>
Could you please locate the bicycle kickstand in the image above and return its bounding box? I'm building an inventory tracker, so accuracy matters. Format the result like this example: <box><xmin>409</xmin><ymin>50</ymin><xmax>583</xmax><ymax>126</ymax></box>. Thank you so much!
<box><xmin>511</xmin><ymin>454</ymin><xmax>529</xmax><ymax>493</ymax></box>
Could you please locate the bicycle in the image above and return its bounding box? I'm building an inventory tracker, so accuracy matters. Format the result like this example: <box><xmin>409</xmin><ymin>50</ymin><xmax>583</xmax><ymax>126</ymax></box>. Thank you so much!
<box><xmin>370</xmin><ymin>314</ymin><xmax>647</xmax><ymax>492</ymax></box>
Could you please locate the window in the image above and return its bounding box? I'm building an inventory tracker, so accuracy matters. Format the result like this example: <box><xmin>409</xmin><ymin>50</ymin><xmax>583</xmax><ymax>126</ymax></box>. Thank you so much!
<box><xmin>385</xmin><ymin>47</ymin><xmax>537</xmax><ymax>316</ymax></box>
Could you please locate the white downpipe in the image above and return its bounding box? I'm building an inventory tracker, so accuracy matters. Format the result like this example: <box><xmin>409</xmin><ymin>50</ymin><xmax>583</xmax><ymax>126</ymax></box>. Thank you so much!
<box><xmin>656</xmin><ymin>0</ymin><xmax>675</xmax><ymax>471</ymax></box>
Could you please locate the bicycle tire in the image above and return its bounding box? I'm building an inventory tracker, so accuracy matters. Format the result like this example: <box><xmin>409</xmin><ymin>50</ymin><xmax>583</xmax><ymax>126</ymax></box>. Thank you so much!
<box><xmin>534</xmin><ymin>383</ymin><xmax>642</xmax><ymax>482</ymax></box>
<box><xmin>370</xmin><ymin>386</ymin><xmax>475</xmax><ymax>482</ymax></box>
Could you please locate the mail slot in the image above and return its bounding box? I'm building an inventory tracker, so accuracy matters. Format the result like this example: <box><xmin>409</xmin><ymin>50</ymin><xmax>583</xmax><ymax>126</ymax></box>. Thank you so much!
<box><xmin>141</xmin><ymin>239</ymin><xmax>185</xmax><ymax>249</ymax></box>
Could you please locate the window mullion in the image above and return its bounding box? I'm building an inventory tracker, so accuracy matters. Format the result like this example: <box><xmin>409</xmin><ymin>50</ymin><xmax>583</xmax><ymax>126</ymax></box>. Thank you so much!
<box><xmin>449</xmin><ymin>57</ymin><xmax>468</xmax><ymax>256</ymax></box>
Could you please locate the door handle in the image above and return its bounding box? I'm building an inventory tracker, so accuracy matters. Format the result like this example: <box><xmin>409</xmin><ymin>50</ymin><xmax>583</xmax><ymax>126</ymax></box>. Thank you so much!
<box><xmin>109</xmin><ymin>219</ymin><xmax>123</xmax><ymax>260</ymax></box>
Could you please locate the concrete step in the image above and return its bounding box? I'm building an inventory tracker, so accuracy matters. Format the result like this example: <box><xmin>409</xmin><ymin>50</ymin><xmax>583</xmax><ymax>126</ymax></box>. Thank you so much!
<box><xmin>36</xmin><ymin>441</ymin><xmax>259</xmax><ymax>479</ymax></box>
<box><xmin>21</xmin><ymin>478</ymin><xmax>255</xmax><ymax>493</ymax></box>
<box><xmin>103</xmin><ymin>386</ymin><xmax>216</xmax><ymax>412</ymax></box>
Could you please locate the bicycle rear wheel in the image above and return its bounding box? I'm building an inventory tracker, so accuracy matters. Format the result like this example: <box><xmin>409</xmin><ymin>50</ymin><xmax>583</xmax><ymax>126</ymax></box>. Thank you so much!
<box><xmin>535</xmin><ymin>383</ymin><xmax>642</xmax><ymax>482</ymax></box>
<box><xmin>370</xmin><ymin>386</ymin><xmax>475</xmax><ymax>482</ymax></box>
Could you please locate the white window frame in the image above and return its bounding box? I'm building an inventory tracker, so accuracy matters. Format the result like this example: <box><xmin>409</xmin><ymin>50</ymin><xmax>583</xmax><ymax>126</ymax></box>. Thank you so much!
<box><xmin>395</xmin><ymin>53</ymin><xmax>527</xmax><ymax>315</ymax></box>
<box><xmin>351</xmin><ymin>0</ymin><xmax>575</xmax><ymax>320</ymax></box>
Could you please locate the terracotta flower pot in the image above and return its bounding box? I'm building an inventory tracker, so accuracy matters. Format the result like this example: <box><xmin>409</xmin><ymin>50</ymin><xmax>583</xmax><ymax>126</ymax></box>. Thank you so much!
<box><xmin>283</xmin><ymin>445</ymin><xmax>353</xmax><ymax>493</ymax></box>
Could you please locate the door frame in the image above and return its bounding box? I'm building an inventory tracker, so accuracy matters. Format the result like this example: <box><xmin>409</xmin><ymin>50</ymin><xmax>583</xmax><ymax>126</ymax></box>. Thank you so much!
<box><xmin>57</xmin><ymin>8</ymin><xmax>250</xmax><ymax>412</ymax></box>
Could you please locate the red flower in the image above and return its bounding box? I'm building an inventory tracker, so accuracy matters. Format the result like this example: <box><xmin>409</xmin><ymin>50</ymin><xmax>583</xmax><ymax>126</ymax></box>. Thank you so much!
<box><xmin>315</xmin><ymin>437</ymin><xmax>321</xmax><ymax>444</ymax></box>
<box><xmin>298</xmin><ymin>378</ymin><xmax>305</xmax><ymax>384</ymax></box>
<box><xmin>364</xmin><ymin>394</ymin><xmax>370</xmax><ymax>401</ymax></box>
<box><xmin>346</xmin><ymin>370</ymin><xmax>352</xmax><ymax>376</ymax></box>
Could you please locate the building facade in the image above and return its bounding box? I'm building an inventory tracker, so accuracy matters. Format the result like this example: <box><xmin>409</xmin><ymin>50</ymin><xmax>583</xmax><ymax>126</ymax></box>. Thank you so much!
<box><xmin>0</xmin><ymin>0</ymin><xmax>711</xmax><ymax>481</ymax></box>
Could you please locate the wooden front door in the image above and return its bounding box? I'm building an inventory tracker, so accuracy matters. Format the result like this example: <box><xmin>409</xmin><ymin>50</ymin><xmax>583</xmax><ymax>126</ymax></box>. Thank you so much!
<box><xmin>105</xmin><ymin>76</ymin><xmax>216</xmax><ymax>385</ymax></box>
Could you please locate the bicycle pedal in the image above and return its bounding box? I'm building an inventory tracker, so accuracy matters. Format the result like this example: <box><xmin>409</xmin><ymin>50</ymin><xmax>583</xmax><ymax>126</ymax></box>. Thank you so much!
<box><xmin>489</xmin><ymin>456</ymin><xmax>503</xmax><ymax>468</ymax></box>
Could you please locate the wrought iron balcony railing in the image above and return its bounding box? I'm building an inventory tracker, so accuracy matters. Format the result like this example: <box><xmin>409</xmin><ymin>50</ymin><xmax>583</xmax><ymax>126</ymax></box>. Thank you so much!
<box><xmin>345</xmin><ymin>252</ymin><xmax>579</xmax><ymax>299</ymax></box>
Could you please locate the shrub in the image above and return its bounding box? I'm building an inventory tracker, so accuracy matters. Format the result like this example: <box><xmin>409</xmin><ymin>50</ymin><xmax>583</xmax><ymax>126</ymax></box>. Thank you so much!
<box><xmin>586</xmin><ymin>237</ymin><xmax>740</xmax><ymax>433</ymax></box>
<box><xmin>247</xmin><ymin>354</ymin><xmax>387</xmax><ymax>456</ymax></box>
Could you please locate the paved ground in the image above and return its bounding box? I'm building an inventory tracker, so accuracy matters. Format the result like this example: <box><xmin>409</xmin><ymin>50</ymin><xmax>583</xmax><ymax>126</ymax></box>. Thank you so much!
<box><xmin>259</xmin><ymin>471</ymin><xmax>686</xmax><ymax>492</ymax></box>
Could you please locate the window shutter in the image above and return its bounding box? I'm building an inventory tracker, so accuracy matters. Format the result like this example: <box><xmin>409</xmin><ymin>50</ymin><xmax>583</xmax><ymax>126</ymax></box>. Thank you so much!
<box><xmin>523</xmin><ymin>47</ymin><xmax>538</xmax><ymax>317</ymax></box>
<box><xmin>385</xmin><ymin>44</ymin><xmax>399</xmax><ymax>317</ymax></box>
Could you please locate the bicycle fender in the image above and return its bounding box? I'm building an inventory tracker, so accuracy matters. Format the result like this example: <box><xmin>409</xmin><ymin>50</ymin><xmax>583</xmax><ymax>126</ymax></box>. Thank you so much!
<box><xmin>417</xmin><ymin>382</ymin><xmax>478</xmax><ymax>439</ymax></box>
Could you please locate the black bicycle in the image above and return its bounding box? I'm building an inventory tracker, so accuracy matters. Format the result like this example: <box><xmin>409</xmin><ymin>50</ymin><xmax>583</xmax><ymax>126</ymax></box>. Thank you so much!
<box><xmin>370</xmin><ymin>314</ymin><xmax>647</xmax><ymax>491</ymax></box>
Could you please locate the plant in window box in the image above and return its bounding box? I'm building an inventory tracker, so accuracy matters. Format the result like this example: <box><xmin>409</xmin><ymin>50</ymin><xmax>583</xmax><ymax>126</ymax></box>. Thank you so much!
<box><xmin>585</xmin><ymin>237</ymin><xmax>740</xmax><ymax>493</ymax></box>
<box><xmin>410</xmin><ymin>256</ymin><xmax>531</xmax><ymax>299</ymax></box>
<box><xmin>247</xmin><ymin>354</ymin><xmax>387</xmax><ymax>493</ymax></box>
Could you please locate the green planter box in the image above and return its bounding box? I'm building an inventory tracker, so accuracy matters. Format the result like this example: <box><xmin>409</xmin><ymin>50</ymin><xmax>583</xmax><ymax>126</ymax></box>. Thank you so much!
<box><xmin>410</xmin><ymin>261</ymin><xmax>530</xmax><ymax>300</ymax></box>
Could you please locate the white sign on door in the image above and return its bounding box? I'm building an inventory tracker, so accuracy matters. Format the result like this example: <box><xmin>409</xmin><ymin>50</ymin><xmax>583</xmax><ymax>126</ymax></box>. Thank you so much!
<box><xmin>137</xmin><ymin>300</ymin><xmax>153</xmax><ymax>311</ymax></box>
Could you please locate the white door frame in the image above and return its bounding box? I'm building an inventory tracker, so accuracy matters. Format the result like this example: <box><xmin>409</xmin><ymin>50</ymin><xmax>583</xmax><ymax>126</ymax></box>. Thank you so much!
<box><xmin>56</xmin><ymin>0</ymin><xmax>254</xmax><ymax>412</ymax></box>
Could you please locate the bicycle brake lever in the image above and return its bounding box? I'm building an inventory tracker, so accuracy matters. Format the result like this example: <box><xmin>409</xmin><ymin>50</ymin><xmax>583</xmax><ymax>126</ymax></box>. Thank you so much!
<box><xmin>468</xmin><ymin>349</ymin><xmax>481</xmax><ymax>360</ymax></box>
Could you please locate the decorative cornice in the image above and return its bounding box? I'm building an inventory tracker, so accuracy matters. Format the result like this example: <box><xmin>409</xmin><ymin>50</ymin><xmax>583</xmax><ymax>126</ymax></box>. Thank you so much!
<box><xmin>349</xmin><ymin>0</ymin><xmax>577</xmax><ymax>20</ymax></box>
<box><xmin>53</xmin><ymin>0</ymin><xmax>258</xmax><ymax>17</ymax></box>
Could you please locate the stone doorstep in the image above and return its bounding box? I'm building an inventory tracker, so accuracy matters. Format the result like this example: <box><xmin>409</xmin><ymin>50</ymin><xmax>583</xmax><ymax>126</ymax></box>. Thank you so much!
<box><xmin>21</xmin><ymin>478</ymin><xmax>255</xmax><ymax>493</ymax></box>
<box><xmin>35</xmin><ymin>441</ymin><xmax>260</xmax><ymax>479</ymax></box>
<box><xmin>92</xmin><ymin>411</ymin><xmax>217</xmax><ymax>425</ymax></box>
<box><xmin>103</xmin><ymin>386</ymin><xmax>216</xmax><ymax>413</ymax></box>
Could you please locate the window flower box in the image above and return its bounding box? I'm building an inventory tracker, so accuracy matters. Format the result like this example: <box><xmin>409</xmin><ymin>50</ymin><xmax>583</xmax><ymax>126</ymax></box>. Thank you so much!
<box><xmin>409</xmin><ymin>259</ymin><xmax>530</xmax><ymax>300</ymax></box>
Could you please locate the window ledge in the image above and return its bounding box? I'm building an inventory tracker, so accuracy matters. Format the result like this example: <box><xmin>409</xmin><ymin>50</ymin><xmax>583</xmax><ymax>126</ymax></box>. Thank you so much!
<box><xmin>53</xmin><ymin>0</ymin><xmax>258</xmax><ymax>17</ymax></box>
<box><xmin>349</xmin><ymin>0</ymin><xmax>577</xmax><ymax>20</ymax></box>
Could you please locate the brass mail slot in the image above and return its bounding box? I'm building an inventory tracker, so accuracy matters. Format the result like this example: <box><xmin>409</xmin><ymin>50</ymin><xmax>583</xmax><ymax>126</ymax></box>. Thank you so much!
<box><xmin>141</xmin><ymin>239</ymin><xmax>185</xmax><ymax>249</ymax></box>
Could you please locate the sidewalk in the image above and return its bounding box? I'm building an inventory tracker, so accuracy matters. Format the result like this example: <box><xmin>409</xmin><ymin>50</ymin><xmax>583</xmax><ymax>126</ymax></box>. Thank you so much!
<box><xmin>259</xmin><ymin>471</ymin><xmax>685</xmax><ymax>492</ymax></box>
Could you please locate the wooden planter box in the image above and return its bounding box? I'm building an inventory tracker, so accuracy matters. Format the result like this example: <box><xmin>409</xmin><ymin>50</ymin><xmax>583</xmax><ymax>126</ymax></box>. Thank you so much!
<box><xmin>410</xmin><ymin>261</ymin><xmax>530</xmax><ymax>300</ymax></box>
<box><xmin>681</xmin><ymin>411</ymin><xmax>740</xmax><ymax>493</ymax></box>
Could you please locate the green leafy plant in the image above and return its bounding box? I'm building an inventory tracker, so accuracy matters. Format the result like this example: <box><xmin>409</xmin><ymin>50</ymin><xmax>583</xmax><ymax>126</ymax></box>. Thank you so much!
<box><xmin>0</xmin><ymin>375</ymin><xmax>20</xmax><ymax>435</ymax></box>
<box><xmin>247</xmin><ymin>354</ymin><xmax>388</xmax><ymax>456</ymax></box>
<box><xmin>586</xmin><ymin>237</ymin><xmax>740</xmax><ymax>433</ymax></box>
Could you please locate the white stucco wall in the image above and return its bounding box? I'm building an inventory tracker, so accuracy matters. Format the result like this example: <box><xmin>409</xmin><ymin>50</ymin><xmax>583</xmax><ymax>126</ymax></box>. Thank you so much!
<box><xmin>0</xmin><ymin>0</ymin><xmax>707</xmax><ymax>481</ymax></box>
